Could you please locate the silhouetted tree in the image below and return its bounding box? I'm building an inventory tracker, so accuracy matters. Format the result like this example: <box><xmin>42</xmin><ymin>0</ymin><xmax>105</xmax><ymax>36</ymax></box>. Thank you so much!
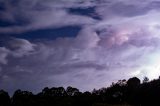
<box><xmin>142</xmin><ymin>76</ymin><xmax>149</xmax><ymax>83</ymax></box>
<box><xmin>126</xmin><ymin>77</ymin><xmax>141</xmax><ymax>105</ymax></box>
<box><xmin>0</xmin><ymin>90</ymin><xmax>11</xmax><ymax>106</ymax></box>
<box><xmin>66</xmin><ymin>86</ymin><xmax>79</xmax><ymax>96</ymax></box>
<box><xmin>12</xmin><ymin>89</ymin><xmax>35</xmax><ymax>106</ymax></box>
<box><xmin>127</xmin><ymin>77</ymin><xmax>140</xmax><ymax>88</ymax></box>
<box><xmin>103</xmin><ymin>79</ymin><xmax>127</xmax><ymax>104</ymax></box>
<box><xmin>3</xmin><ymin>76</ymin><xmax>160</xmax><ymax>106</ymax></box>
<box><xmin>50</xmin><ymin>87</ymin><xmax>66</xmax><ymax>97</ymax></box>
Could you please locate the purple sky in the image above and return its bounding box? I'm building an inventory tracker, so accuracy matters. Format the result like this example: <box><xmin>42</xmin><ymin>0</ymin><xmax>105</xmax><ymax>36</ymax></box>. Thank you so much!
<box><xmin>1</xmin><ymin>0</ymin><xmax>160</xmax><ymax>94</ymax></box>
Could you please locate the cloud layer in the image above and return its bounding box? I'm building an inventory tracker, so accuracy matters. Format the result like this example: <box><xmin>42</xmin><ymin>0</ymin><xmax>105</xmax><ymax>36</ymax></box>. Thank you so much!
<box><xmin>1</xmin><ymin>0</ymin><xmax>160</xmax><ymax>94</ymax></box>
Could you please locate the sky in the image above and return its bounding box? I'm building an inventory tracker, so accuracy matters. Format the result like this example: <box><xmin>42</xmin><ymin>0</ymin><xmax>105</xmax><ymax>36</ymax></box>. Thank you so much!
<box><xmin>1</xmin><ymin>0</ymin><xmax>160</xmax><ymax>94</ymax></box>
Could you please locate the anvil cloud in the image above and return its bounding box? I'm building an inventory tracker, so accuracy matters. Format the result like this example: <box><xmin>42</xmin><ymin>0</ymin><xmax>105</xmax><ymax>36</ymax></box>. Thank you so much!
<box><xmin>1</xmin><ymin>0</ymin><xmax>160</xmax><ymax>94</ymax></box>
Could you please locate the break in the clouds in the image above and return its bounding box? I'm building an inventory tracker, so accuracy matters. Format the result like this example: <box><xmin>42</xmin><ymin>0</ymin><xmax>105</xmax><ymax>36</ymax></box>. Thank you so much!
<box><xmin>1</xmin><ymin>0</ymin><xmax>160</xmax><ymax>94</ymax></box>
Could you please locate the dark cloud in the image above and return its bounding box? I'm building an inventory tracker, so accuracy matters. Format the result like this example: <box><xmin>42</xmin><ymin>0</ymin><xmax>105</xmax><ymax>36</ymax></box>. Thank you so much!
<box><xmin>110</xmin><ymin>2</ymin><xmax>148</xmax><ymax>17</ymax></box>
<box><xmin>149</xmin><ymin>1</ymin><xmax>160</xmax><ymax>9</ymax></box>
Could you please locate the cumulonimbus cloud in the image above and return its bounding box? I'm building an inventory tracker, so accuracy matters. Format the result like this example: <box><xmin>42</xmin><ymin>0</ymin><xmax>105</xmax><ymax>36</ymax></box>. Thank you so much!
<box><xmin>1</xmin><ymin>0</ymin><xmax>160</xmax><ymax>94</ymax></box>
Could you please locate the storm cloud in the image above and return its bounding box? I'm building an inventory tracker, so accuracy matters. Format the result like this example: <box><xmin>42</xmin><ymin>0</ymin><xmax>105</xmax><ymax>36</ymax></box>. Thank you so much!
<box><xmin>1</xmin><ymin>0</ymin><xmax>160</xmax><ymax>94</ymax></box>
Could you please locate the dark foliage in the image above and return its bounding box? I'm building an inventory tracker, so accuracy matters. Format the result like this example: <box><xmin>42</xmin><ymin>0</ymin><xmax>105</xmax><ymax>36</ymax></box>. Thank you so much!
<box><xmin>0</xmin><ymin>90</ymin><xmax>10</xmax><ymax>106</ymax></box>
<box><xmin>1</xmin><ymin>77</ymin><xmax>160</xmax><ymax>106</ymax></box>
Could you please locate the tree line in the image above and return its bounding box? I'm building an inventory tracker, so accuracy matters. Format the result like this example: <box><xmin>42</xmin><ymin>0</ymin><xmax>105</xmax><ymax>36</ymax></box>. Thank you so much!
<box><xmin>1</xmin><ymin>77</ymin><xmax>160</xmax><ymax>106</ymax></box>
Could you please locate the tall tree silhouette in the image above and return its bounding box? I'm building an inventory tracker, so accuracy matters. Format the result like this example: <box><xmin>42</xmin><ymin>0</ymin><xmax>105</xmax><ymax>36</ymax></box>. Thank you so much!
<box><xmin>0</xmin><ymin>90</ymin><xmax>11</xmax><ymax>106</ymax></box>
<box><xmin>12</xmin><ymin>89</ymin><xmax>35</xmax><ymax>106</ymax></box>
<box><xmin>126</xmin><ymin>77</ymin><xmax>140</xmax><ymax>105</ymax></box>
